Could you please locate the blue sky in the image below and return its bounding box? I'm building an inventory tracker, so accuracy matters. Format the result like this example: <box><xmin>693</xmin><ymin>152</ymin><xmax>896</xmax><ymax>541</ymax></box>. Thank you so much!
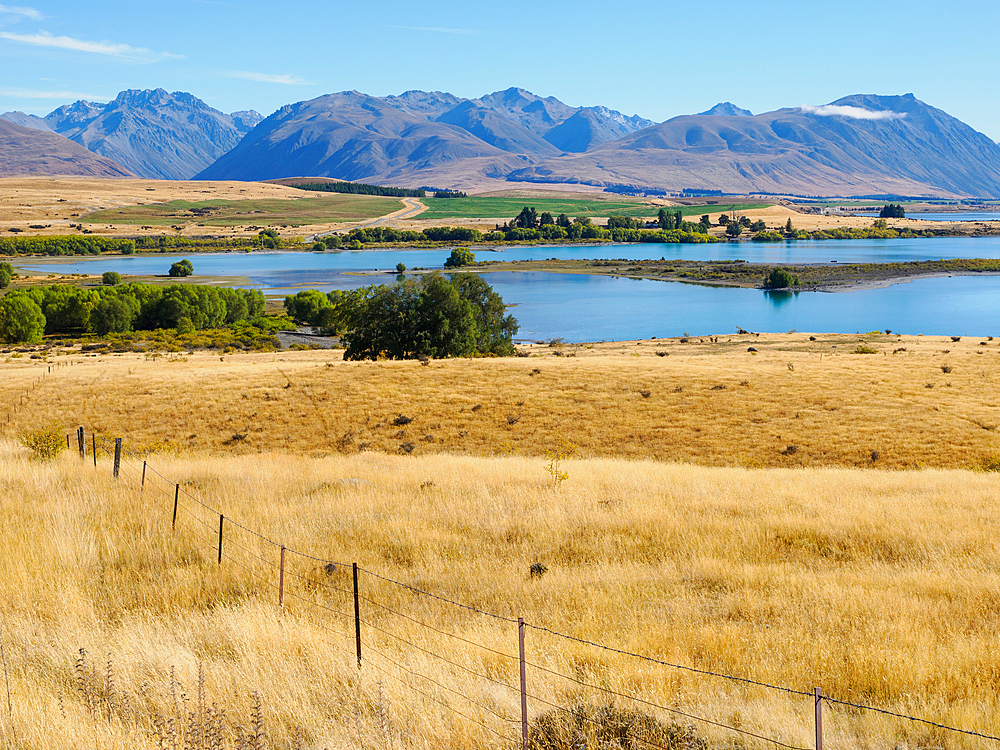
<box><xmin>2</xmin><ymin>0</ymin><xmax>999</xmax><ymax>139</ymax></box>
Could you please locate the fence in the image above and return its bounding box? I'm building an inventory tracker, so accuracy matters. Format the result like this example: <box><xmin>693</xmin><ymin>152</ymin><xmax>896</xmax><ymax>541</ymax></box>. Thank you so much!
<box><xmin>47</xmin><ymin>428</ymin><xmax>1000</xmax><ymax>748</ymax></box>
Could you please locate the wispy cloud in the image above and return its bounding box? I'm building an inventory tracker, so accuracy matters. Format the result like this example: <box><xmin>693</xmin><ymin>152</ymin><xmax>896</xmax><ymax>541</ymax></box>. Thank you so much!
<box><xmin>392</xmin><ymin>25</ymin><xmax>480</xmax><ymax>35</ymax></box>
<box><xmin>800</xmin><ymin>104</ymin><xmax>905</xmax><ymax>121</ymax></box>
<box><xmin>0</xmin><ymin>86</ymin><xmax>107</xmax><ymax>100</ymax></box>
<box><xmin>225</xmin><ymin>71</ymin><xmax>309</xmax><ymax>85</ymax></box>
<box><xmin>0</xmin><ymin>4</ymin><xmax>42</xmax><ymax>20</ymax></box>
<box><xmin>0</xmin><ymin>30</ymin><xmax>182</xmax><ymax>61</ymax></box>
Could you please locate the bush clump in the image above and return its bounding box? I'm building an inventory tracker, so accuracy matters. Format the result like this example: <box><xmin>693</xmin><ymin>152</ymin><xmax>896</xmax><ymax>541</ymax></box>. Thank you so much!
<box><xmin>528</xmin><ymin>703</ymin><xmax>703</xmax><ymax>750</ymax></box>
<box><xmin>19</xmin><ymin>424</ymin><xmax>66</xmax><ymax>460</ymax></box>
<box><xmin>763</xmin><ymin>267</ymin><xmax>800</xmax><ymax>289</ymax></box>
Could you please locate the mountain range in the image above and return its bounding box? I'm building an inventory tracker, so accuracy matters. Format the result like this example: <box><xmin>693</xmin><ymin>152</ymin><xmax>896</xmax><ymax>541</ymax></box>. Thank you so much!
<box><xmin>4</xmin><ymin>88</ymin><xmax>1000</xmax><ymax>198</ymax></box>
<box><xmin>195</xmin><ymin>87</ymin><xmax>655</xmax><ymax>183</ymax></box>
<box><xmin>4</xmin><ymin>89</ymin><xmax>261</xmax><ymax>180</ymax></box>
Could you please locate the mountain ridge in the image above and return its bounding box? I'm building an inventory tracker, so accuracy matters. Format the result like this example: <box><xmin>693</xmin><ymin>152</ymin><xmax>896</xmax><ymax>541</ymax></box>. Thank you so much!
<box><xmin>44</xmin><ymin>89</ymin><xmax>262</xmax><ymax>180</ymax></box>
<box><xmin>0</xmin><ymin>119</ymin><xmax>134</xmax><ymax>178</ymax></box>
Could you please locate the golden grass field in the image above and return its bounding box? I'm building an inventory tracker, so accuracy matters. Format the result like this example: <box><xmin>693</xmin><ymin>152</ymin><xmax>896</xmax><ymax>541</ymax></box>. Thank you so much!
<box><xmin>3</xmin><ymin>332</ymin><xmax>999</xmax><ymax>469</ymax></box>
<box><xmin>3</xmin><ymin>338</ymin><xmax>1000</xmax><ymax>749</ymax></box>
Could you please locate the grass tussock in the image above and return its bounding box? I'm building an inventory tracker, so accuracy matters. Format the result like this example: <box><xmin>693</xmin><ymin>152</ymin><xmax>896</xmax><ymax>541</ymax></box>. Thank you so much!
<box><xmin>3</xmin><ymin>442</ymin><xmax>1000</xmax><ymax>748</ymax></box>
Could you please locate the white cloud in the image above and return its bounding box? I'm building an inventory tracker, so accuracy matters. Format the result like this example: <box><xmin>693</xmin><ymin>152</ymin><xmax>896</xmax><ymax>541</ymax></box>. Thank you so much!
<box><xmin>392</xmin><ymin>25</ymin><xmax>480</xmax><ymax>35</ymax></box>
<box><xmin>225</xmin><ymin>71</ymin><xmax>309</xmax><ymax>85</ymax></box>
<box><xmin>0</xmin><ymin>4</ymin><xmax>42</xmax><ymax>20</ymax></box>
<box><xmin>0</xmin><ymin>86</ymin><xmax>107</xmax><ymax>99</ymax></box>
<box><xmin>0</xmin><ymin>30</ymin><xmax>183</xmax><ymax>60</ymax></box>
<box><xmin>800</xmin><ymin>104</ymin><xmax>905</xmax><ymax>121</ymax></box>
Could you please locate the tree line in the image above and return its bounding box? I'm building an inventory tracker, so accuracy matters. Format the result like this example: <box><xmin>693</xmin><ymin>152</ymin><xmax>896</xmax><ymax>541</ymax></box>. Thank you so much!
<box><xmin>0</xmin><ymin>283</ymin><xmax>266</xmax><ymax>343</ymax></box>
<box><xmin>292</xmin><ymin>181</ymin><xmax>427</xmax><ymax>198</ymax></box>
<box><xmin>0</xmin><ymin>236</ymin><xmax>135</xmax><ymax>256</ymax></box>
<box><xmin>284</xmin><ymin>272</ymin><xmax>518</xmax><ymax>360</ymax></box>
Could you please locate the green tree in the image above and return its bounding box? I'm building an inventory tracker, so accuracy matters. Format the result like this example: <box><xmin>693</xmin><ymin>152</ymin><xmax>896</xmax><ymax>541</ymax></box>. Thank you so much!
<box><xmin>607</xmin><ymin>215</ymin><xmax>640</xmax><ymax>230</ymax></box>
<box><xmin>102</xmin><ymin>271</ymin><xmax>122</xmax><ymax>286</ymax></box>
<box><xmin>750</xmin><ymin>220</ymin><xmax>766</xmax><ymax>232</ymax></box>
<box><xmin>0</xmin><ymin>293</ymin><xmax>46</xmax><ymax>343</ymax></box>
<box><xmin>556</xmin><ymin>213</ymin><xmax>571</xmax><ymax>228</ymax></box>
<box><xmin>785</xmin><ymin>218</ymin><xmax>795</xmax><ymax>234</ymax></box>
<box><xmin>396</xmin><ymin>262</ymin><xmax>407</xmax><ymax>275</ymax></box>
<box><xmin>699</xmin><ymin>215</ymin><xmax>712</xmax><ymax>230</ymax></box>
<box><xmin>168</xmin><ymin>259</ymin><xmax>193</xmax><ymax>277</ymax></box>
<box><xmin>444</xmin><ymin>247</ymin><xmax>475</xmax><ymax>268</ymax></box>
<box><xmin>725</xmin><ymin>222</ymin><xmax>743</xmax><ymax>238</ymax></box>
<box><xmin>513</xmin><ymin>207</ymin><xmax>539</xmax><ymax>229</ymax></box>
<box><xmin>0</xmin><ymin>261</ymin><xmax>12</xmax><ymax>289</ymax></box>
<box><xmin>718</xmin><ymin>213</ymin><xmax>730</xmax><ymax>226</ymax></box>
<box><xmin>739</xmin><ymin>216</ymin><xmax>752</xmax><ymax>228</ymax></box>
<box><xmin>312</xmin><ymin>241</ymin><xmax>326</xmax><ymax>251</ymax></box>
<box><xmin>539</xmin><ymin>212</ymin><xmax>554</xmax><ymax>226</ymax></box>
<box><xmin>763</xmin><ymin>267</ymin><xmax>800</xmax><ymax>289</ymax></box>
<box><xmin>258</xmin><ymin>229</ymin><xmax>281</xmax><ymax>249</ymax></box>
<box><xmin>342</xmin><ymin>274</ymin><xmax>518</xmax><ymax>361</ymax></box>
<box><xmin>284</xmin><ymin>289</ymin><xmax>332</xmax><ymax>326</ymax></box>
<box><xmin>448</xmin><ymin>273</ymin><xmax>519</xmax><ymax>356</ymax></box>
<box><xmin>90</xmin><ymin>296</ymin><xmax>136</xmax><ymax>335</ymax></box>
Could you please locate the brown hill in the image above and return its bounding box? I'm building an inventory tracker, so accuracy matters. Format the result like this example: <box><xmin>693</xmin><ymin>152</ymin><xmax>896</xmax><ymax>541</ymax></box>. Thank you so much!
<box><xmin>0</xmin><ymin>119</ymin><xmax>133</xmax><ymax>178</ymax></box>
<box><xmin>510</xmin><ymin>94</ymin><xmax>1000</xmax><ymax>198</ymax></box>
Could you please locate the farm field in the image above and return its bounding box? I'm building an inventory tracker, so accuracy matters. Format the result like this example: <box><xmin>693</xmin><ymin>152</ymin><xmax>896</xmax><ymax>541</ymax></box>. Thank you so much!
<box><xmin>81</xmin><ymin>194</ymin><xmax>404</xmax><ymax>228</ymax></box>
<box><xmin>4</xmin><ymin>336</ymin><xmax>1000</xmax><ymax>749</ymax></box>
<box><xmin>416</xmin><ymin>197</ymin><xmax>771</xmax><ymax>222</ymax></box>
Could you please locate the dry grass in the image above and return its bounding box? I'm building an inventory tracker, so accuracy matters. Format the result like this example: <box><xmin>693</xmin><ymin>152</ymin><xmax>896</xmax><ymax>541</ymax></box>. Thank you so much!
<box><xmin>3</xmin><ymin>442</ymin><xmax>1000</xmax><ymax>749</ymax></box>
<box><xmin>5</xmin><ymin>331</ymin><xmax>1000</xmax><ymax>469</ymax></box>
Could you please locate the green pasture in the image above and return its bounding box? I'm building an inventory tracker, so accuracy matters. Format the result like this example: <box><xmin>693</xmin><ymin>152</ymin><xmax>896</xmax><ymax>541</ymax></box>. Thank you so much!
<box><xmin>82</xmin><ymin>194</ymin><xmax>404</xmax><ymax>227</ymax></box>
<box><xmin>417</xmin><ymin>197</ymin><xmax>771</xmax><ymax>221</ymax></box>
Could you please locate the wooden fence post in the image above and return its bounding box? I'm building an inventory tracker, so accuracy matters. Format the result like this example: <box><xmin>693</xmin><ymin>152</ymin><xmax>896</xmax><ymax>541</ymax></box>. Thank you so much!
<box><xmin>217</xmin><ymin>515</ymin><xmax>224</xmax><ymax>565</ymax></box>
<box><xmin>141</xmin><ymin>461</ymin><xmax>147</xmax><ymax>491</ymax></box>
<box><xmin>113</xmin><ymin>439</ymin><xmax>121</xmax><ymax>478</ymax></box>
<box><xmin>353</xmin><ymin>563</ymin><xmax>362</xmax><ymax>669</ymax></box>
<box><xmin>278</xmin><ymin>546</ymin><xmax>286</xmax><ymax>608</ymax></box>
<box><xmin>519</xmin><ymin>617</ymin><xmax>528</xmax><ymax>750</ymax></box>
<box><xmin>92</xmin><ymin>433</ymin><xmax>97</xmax><ymax>468</ymax></box>
<box><xmin>172</xmin><ymin>484</ymin><xmax>179</xmax><ymax>530</ymax></box>
<box><xmin>77</xmin><ymin>427</ymin><xmax>85</xmax><ymax>459</ymax></box>
<box><xmin>815</xmin><ymin>687</ymin><xmax>823</xmax><ymax>750</ymax></box>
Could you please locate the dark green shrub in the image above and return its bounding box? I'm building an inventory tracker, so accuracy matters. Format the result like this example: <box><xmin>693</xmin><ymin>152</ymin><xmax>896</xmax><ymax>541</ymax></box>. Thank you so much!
<box><xmin>102</xmin><ymin>271</ymin><xmax>122</xmax><ymax>286</ymax></box>
<box><xmin>444</xmin><ymin>247</ymin><xmax>475</xmax><ymax>268</ymax></box>
<box><xmin>168</xmin><ymin>259</ymin><xmax>193</xmax><ymax>277</ymax></box>
<box><xmin>763</xmin><ymin>267</ymin><xmax>799</xmax><ymax>288</ymax></box>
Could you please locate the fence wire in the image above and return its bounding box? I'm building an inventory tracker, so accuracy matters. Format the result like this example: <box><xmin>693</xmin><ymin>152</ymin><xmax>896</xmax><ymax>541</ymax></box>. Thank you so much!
<box><xmin>68</xmin><ymin>428</ymin><xmax>1000</xmax><ymax>748</ymax></box>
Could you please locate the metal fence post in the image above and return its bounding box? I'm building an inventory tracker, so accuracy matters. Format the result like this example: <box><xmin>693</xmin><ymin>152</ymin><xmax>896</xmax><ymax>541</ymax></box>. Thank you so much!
<box><xmin>815</xmin><ymin>687</ymin><xmax>823</xmax><ymax>750</ymax></box>
<box><xmin>519</xmin><ymin>617</ymin><xmax>528</xmax><ymax>750</ymax></box>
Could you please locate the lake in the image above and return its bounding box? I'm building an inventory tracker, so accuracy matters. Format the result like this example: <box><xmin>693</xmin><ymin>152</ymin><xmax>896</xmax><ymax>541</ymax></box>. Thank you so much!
<box><xmin>18</xmin><ymin>238</ymin><xmax>1000</xmax><ymax>341</ymax></box>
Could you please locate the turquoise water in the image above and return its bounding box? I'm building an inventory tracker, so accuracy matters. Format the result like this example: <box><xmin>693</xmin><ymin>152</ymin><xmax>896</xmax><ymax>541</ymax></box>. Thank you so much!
<box><xmin>19</xmin><ymin>238</ymin><xmax>1000</xmax><ymax>341</ymax></box>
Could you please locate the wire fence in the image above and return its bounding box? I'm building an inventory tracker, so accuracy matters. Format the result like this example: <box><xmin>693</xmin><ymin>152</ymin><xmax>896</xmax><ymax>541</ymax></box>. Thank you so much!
<box><xmin>41</xmin><ymin>426</ymin><xmax>1000</xmax><ymax>749</ymax></box>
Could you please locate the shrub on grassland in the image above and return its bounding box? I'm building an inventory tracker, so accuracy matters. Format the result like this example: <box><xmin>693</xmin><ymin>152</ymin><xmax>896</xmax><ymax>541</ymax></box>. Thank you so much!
<box><xmin>18</xmin><ymin>424</ymin><xmax>66</xmax><ymax>460</ymax></box>
<box><xmin>528</xmin><ymin>703</ymin><xmax>703</xmax><ymax>750</ymax></box>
